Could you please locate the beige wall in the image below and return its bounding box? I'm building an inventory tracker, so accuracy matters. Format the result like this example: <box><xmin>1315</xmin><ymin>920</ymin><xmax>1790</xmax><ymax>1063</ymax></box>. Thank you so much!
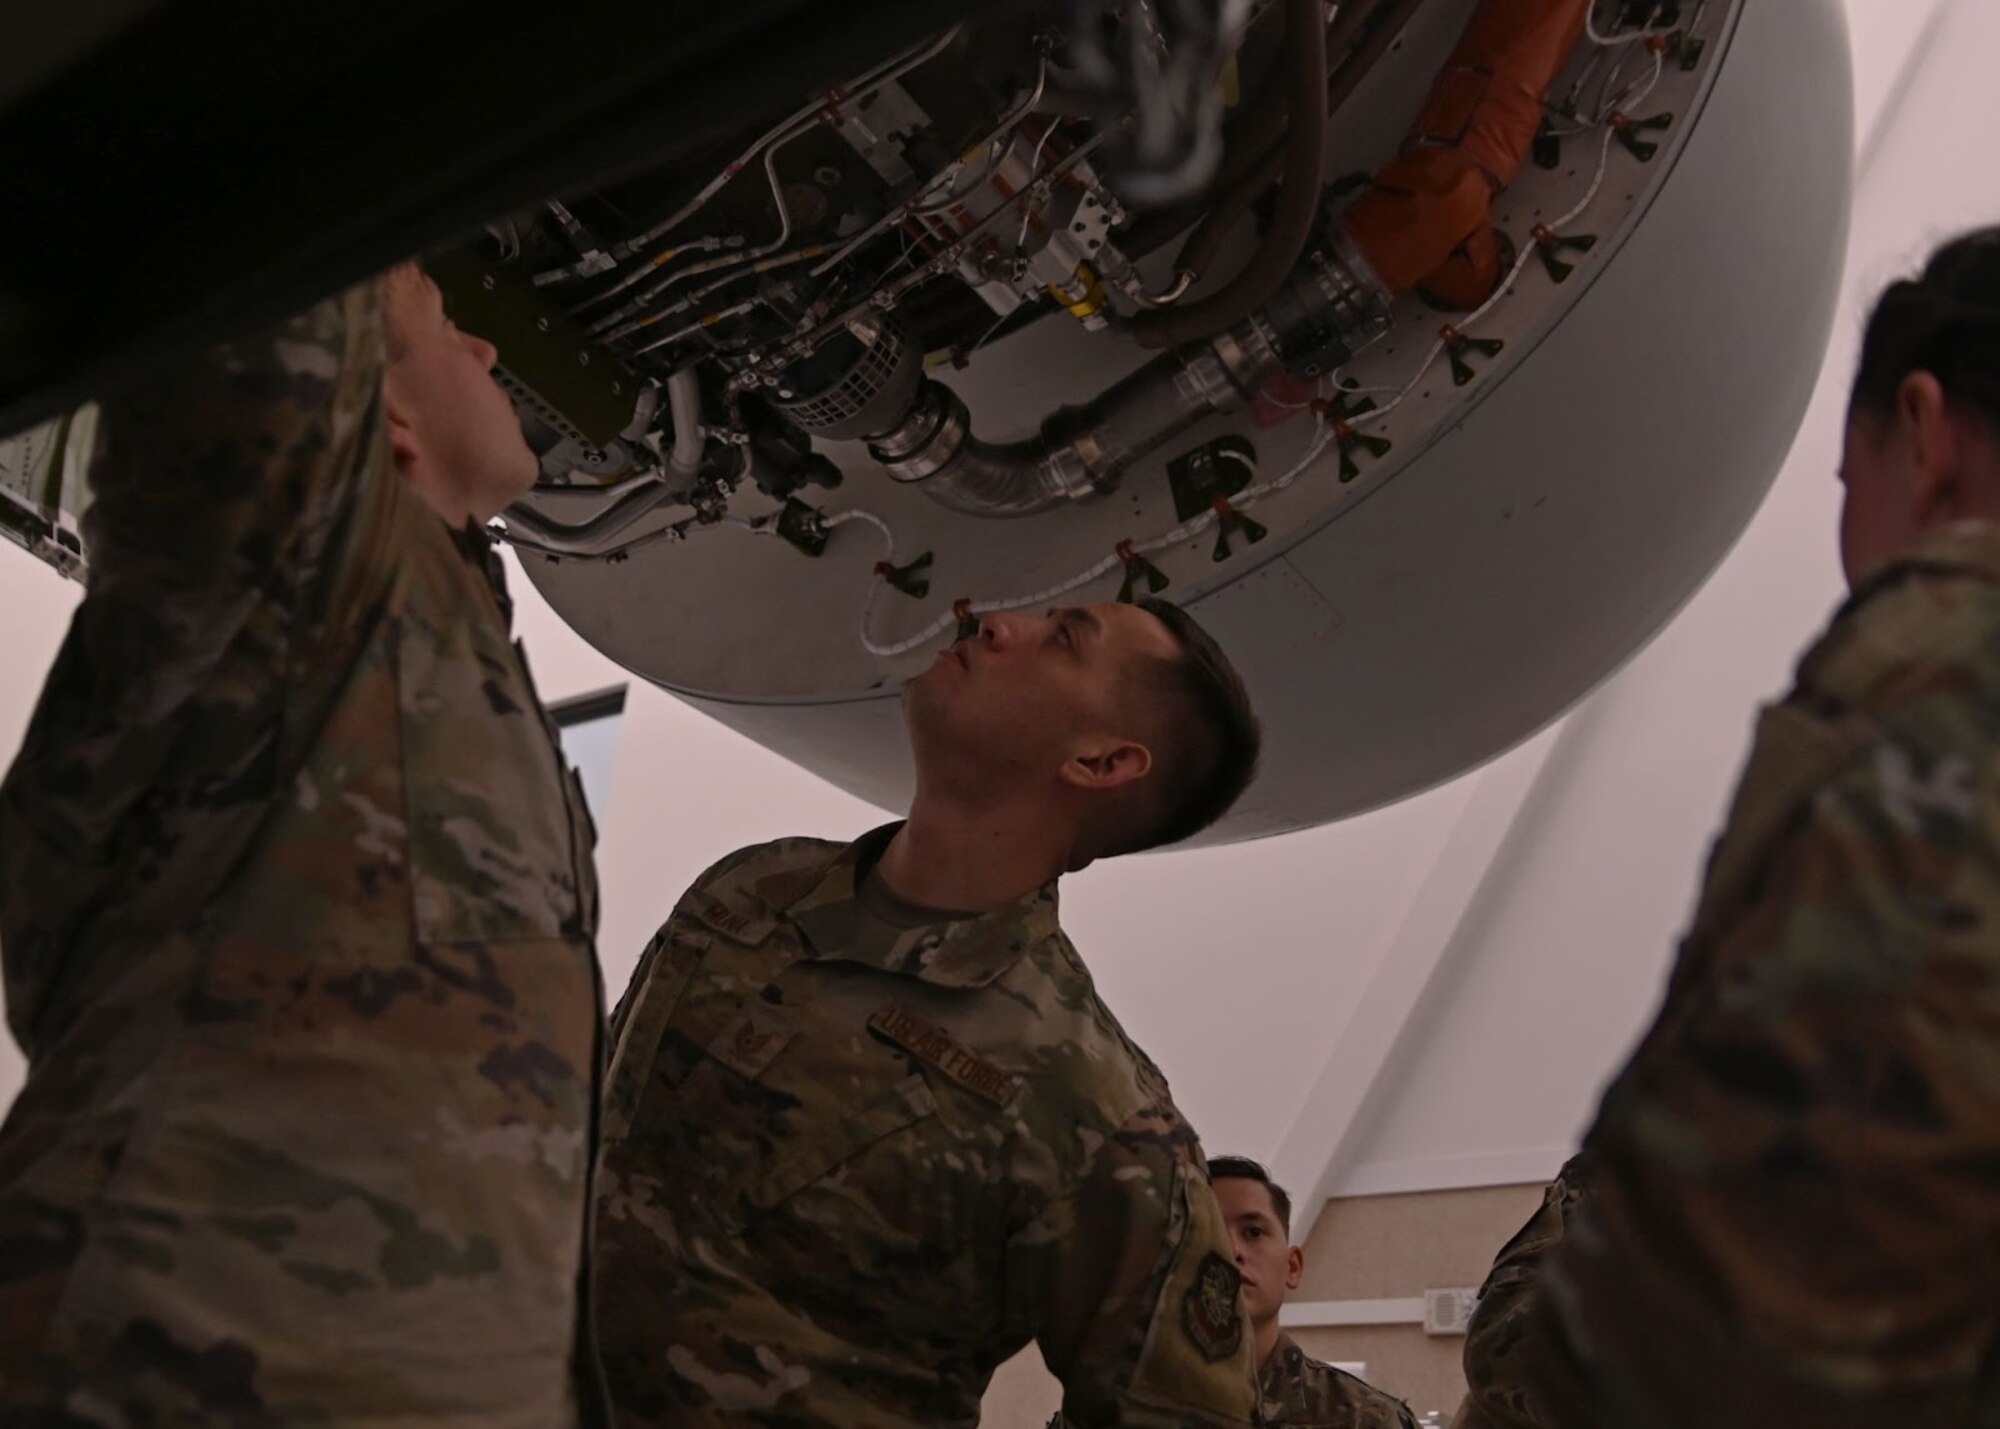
<box><xmin>980</xmin><ymin>1346</ymin><xmax>1061</xmax><ymax>1429</ymax></box>
<box><xmin>1290</xmin><ymin>1184</ymin><xmax>1545</xmax><ymax>1417</ymax></box>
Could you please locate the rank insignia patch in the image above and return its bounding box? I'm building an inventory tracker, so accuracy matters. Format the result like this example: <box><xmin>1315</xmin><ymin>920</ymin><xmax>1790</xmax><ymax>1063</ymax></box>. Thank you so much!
<box><xmin>706</xmin><ymin>1000</ymin><xmax>795</xmax><ymax>1079</ymax></box>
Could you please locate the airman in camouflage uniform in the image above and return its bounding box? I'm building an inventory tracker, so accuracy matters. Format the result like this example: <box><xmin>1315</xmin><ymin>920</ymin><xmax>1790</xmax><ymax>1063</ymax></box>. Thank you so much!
<box><xmin>1456</xmin><ymin>229</ymin><xmax>2000</xmax><ymax>1428</ymax></box>
<box><xmin>1453</xmin><ymin>1159</ymin><xmax>1588</xmax><ymax>1429</ymax></box>
<box><xmin>0</xmin><ymin>274</ymin><xmax>605</xmax><ymax>1425</ymax></box>
<box><xmin>596</xmin><ymin>596</ymin><xmax>1266</xmax><ymax>1428</ymax></box>
<box><xmin>1259</xmin><ymin>1336</ymin><xmax>1416</xmax><ymax>1429</ymax></box>
<box><xmin>1207</xmin><ymin>1158</ymin><xmax>1417</xmax><ymax>1429</ymax></box>
<box><xmin>596</xmin><ymin>826</ymin><xmax>1256</xmax><ymax>1428</ymax></box>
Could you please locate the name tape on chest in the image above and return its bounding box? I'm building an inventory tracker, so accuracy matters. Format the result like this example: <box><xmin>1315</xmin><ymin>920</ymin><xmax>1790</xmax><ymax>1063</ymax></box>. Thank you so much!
<box><xmin>866</xmin><ymin>1004</ymin><xmax>1020</xmax><ymax>1108</ymax></box>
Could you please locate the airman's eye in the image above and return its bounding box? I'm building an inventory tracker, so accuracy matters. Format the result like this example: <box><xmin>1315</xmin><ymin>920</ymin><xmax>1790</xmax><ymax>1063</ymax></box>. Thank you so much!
<box><xmin>1057</xmin><ymin>624</ymin><xmax>1073</xmax><ymax>647</ymax></box>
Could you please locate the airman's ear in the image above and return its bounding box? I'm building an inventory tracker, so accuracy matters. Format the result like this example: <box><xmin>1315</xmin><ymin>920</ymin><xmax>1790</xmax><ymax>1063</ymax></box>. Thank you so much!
<box><xmin>1899</xmin><ymin>371</ymin><xmax>1965</xmax><ymax>522</ymax></box>
<box><xmin>382</xmin><ymin>379</ymin><xmax>422</xmax><ymax>475</ymax></box>
<box><xmin>1058</xmin><ymin>737</ymin><xmax>1153</xmax><ymax>793</ymax></box>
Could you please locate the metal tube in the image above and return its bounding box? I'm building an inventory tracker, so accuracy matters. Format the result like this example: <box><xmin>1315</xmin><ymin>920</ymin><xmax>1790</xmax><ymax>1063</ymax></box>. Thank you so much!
<box><xmin>602</xmin><ymin>246</ymin><xmax>829</xmax><ymax>346</ymax></box>
<box><xmin>919</xmin><ymin>440</ymin><xmax>1087</xmax><ymax>519</ymax></box>
<box><xmin>571</xmin><ymin>25</ymin><xmax>964</xmax><ymax>308</ymax></box>
<box><xmin>628</xmin><ymin>299</ymin><xmax>760</xmax><ymax>359</ymax></box>
<box><xmin>499</xmin><ymin>478</ymin><xmax>683</xmax><ymax>556</ymax></box>
<box><xmin>665</xmin><ymin>368</ymin><xmax>705</xmax><ymax>482</ymax></box>
<box><xmin>872</xmin><ymin>325</ymin><xmax>1273</xmax><ymax>518</ymax></box>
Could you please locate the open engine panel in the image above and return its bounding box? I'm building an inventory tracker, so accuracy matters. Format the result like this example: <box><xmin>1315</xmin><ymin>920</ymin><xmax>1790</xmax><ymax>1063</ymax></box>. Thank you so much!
<box><xmin>485</xmin><ymin>0</ymin><xmax>1732</xmax><ymax>698</ymax></box>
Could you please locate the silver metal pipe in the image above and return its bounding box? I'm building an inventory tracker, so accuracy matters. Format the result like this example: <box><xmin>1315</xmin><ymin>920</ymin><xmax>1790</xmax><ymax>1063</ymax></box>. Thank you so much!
<box><xmin>501</xmin><ymin>477</ymin><xmax>682</xmax><ymax>555</ymax></box>
<box><xmin>859</xmin><ymin>210</ymin><xmax>1407</xmax><ymax>521</ymax></box>
<box><xmin>628</xmin><ymin>298</ymin><xmax>760</xmax><ymax>359</ymax></box>
<box><xmin>922</xmin><ymin>439</ymin><xmax>1094</xmax><ymax>519</ymax></box>
<box><xmin>665</xmin><ymin>368</ymin><xmax>705</xmax><ymax>486</ymax></box>
<box><xmin>594</xmin><ymin>114</ymin><xmax>817</xmax><ymax>334</ymax></box>
<box><xmin>602</xmin><ymin>245</ymin><xmax>827</xmax><ymax>346</ymax></box>
<box><xmin>869</xmin><ymin>385</ymin><xmax>1087</xmax><ymax>517</ymax></box>
<box><xmin>870</xmin><ymin>321</ymin><xmax>1275</xmax><ymax>518</ymax></box>
<box><xmin>578</xmin><ymin>25</ymin><xmax>965</xmax><ymax>304</ymax></box>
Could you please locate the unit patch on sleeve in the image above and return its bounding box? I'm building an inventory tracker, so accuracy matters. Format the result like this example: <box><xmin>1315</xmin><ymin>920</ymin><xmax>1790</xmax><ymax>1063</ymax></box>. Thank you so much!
<box><xmin>866</xmin><ymin>1004</ymin><xmax>1020</xmax><ymax>1107</ymax></box>
<box><xmin>1182</xmin><ymin>1251</ymin><xmax>1245</xmax><ymax>1362</ymax></box>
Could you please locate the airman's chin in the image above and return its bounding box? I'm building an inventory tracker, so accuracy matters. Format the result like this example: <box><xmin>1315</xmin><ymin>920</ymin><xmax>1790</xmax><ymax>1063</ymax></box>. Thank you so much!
<box><xmin>898</xmin><ymin>678</ymin><xmax>933</xmax><ymax>725</ymax></box>
<box><xmin>504</xmin><ymin>448</ymin><xmax>541</xmax><ymax>503</ymax></box>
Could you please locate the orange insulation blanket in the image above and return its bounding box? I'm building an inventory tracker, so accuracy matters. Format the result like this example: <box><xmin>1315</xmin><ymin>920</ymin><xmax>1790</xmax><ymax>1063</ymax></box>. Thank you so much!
<box><xmin>1341</xmin><ymin>0</ymin><xmax>1591</xmax><ymax>310</ymax></box>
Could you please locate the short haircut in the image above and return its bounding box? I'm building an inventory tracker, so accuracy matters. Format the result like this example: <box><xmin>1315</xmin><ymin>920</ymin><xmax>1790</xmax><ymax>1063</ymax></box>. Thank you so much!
<box><xmin>1208</xmin><ymin>1155</ymin><xmax>1292</xmax><ymax>1235</ymax></box>
<box><xmin>1852</xmin><ymin>226</ymin><xmax>2000</xmax><ymax>430</ymax></box>
<box><xmin>1102</xmin><ymin>598</ymin><xmax>1261</xmax><ymax>857</ymax></box>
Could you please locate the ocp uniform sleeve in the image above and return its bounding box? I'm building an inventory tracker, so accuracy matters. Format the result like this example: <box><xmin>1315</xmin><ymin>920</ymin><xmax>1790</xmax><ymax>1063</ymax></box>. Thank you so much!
<box><xmin>82</xmin><ymin>284</ymin><xmax>388</xmax><ymax>614</ymax></box>
<box><xmin>0</xmin><ymin>283</ymin><xmax>396</xmax><ymax>1055</ymax></box>
<box><xmin>1454</xmin><ymin>1156</ymin><xmax>1597</xmax><ymax>1429</ymax></box>
<box><xmin>1010</xmin><ymin>1101</ymin><xmax>1259</xmax><ymax>1429</ymax></box>
<box><xmin>1544</xmin><ymin>727</ymin><xmax>2000</xmax><ymax>1429</ymax></box>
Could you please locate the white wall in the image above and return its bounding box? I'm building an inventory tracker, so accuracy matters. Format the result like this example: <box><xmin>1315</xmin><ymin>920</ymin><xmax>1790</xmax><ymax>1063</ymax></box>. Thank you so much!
<box><xmin>0</xmin><ymin>547</ymin><xmax>83</xmax><ymax>784</ymax></box>
<box><xmin>1336</xmin><ymin>0</ymin><xmax>1994</xmax><ymax>1195</ymax></box>
<box><xmin>0</xmin><ymin>546</ymin><xmax>81</xmax><ymax>1105</ymax></box>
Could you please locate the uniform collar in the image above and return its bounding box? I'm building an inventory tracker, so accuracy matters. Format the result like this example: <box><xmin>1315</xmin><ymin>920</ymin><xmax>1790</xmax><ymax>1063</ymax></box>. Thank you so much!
<box><xmin>1259</xmin><ymin>1332</ymin><xmax>1307</xmax><ymax>1402</ymax></box>
<box><xmin>772</xmin><ymin>823</ymin><xmax>1058</xmax><ymax>988</ymax></box>
<box><xmin>452</xmin><ymin>518</ymin><xmax>515</xmax><ymax>623</ymax></box>
<box><xmin>1841</xmin><ymin>519</ymin><xmax>2000</xmax><ymax>613</ymax></box>
<box><xmin>1800</xmin><ymin>519</ymin><xmax>2000</xmax><ymax>700</ymax></box>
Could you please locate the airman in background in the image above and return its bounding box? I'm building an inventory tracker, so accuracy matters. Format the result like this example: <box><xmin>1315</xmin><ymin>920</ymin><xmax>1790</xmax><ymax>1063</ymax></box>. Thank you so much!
<box><xmin>1458</xmin><ymin>227</ymin><xmax>2000</xmax><ymax>1428</ymax></box>
<box><xmin>1209</xmin><ymin>1156</ymin><xmax>1419</xmax><ymax>1429</ymax></box>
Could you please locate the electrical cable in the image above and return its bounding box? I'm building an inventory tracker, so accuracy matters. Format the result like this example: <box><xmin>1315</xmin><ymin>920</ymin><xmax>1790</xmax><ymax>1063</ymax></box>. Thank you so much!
<box><xmin>1585</xmin><ymin>1</ymin><xmax>1674</xmax><ymax>46</ymax></box>
<box><xmin>558</xmin><ymin>25</ymin><xmax>964</xmax><ymax>309</ymax></box>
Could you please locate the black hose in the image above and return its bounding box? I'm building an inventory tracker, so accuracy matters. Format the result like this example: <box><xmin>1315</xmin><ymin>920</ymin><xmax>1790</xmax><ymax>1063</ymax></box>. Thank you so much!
<box><xmin>1125</xmin><ymin>0</ymin><xmax>1428</xmax><ymax>338</ymax></box>
<box><xmin>1127</xmin><ymin>0</ymin><xmax>1330</xmax><ymax>348</ymax></box>
<box><xmin>1179</xmin><ymin>0</ymin><xmax>1401</xmax><ymax>260</ymax></box>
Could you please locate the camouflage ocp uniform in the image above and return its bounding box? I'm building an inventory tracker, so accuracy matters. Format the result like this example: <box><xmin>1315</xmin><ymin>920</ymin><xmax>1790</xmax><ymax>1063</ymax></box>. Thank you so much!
<box><xmin>1454</xmin><ymin>1158</ymin><xmax>1592</xmax><ymax>1429</ymax></box>
<box><xmin>0</xmin><ymin>285</ymin><xmax>605</xmax><ymax>1426</ymax></box>
<box><xmin>594</xmin><ymin>826</ymin><xmax>1260</xmax><ymax>1428</ymax></box>
<box><xmin>1459</xmin><ymin>521</ymin><xmax>2000</xmax><ymax>1428</ymax></box>
<box><xmin>1259</xmin><ymin>1333</ymin><xmax>1418</xmax><ymax>1429</ymax></box>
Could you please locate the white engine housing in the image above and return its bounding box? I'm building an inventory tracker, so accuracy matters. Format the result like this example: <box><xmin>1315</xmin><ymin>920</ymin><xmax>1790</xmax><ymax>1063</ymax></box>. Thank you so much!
<box><xmin>522</xmin><ymin>0</ymin><xmax>1854</xmax><ymax>842</ymax></box>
